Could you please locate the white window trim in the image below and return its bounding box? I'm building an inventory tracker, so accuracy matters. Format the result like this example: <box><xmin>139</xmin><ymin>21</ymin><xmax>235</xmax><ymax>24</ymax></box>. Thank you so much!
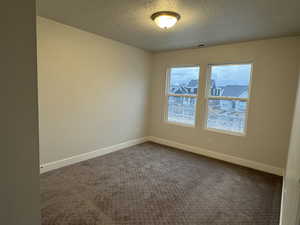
<box><xmin>164</xmin><ymin>65</ymin><xmax>201</xmax><ymax>127</ymax></box>
<box><xmin>204</xmin><ymin>63</ymin><xmax>254</xmax><ymax>136</ymax></box>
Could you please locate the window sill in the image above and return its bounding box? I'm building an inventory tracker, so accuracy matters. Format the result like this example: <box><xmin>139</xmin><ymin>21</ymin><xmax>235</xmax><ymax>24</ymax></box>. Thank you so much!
<box><xmin>165</xmin><ymin>120</ymin><xmax>196</xmax><ymax>128</ymax></box>
<box><xmin>204</xmin><ymin>127</ymin><xmax>246</xmax><ymax>137</ymax></box>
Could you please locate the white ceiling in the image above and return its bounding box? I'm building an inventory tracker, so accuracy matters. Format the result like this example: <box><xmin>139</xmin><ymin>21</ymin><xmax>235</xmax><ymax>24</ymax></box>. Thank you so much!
<box><xmin>38</xmin><ymin>0</ymin><xmax>300</xmax><ymax>52</ymax></box>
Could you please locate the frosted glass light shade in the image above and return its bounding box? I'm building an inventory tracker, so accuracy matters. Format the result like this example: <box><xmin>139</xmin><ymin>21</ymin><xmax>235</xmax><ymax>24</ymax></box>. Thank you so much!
<box><xmin>154</xmin><ymin>15</ymin><xmax>178</xmax><ymax>29</ymax></box>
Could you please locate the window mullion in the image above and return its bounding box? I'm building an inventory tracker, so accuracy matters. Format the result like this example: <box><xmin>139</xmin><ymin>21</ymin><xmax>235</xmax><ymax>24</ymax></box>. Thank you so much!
<box><xmin>207</xmin><ymin>96</ymin><xmax>248</xmax><ymax>101</ymax></box>
<box><xmin>168</xmin><ymin>94</ymin><xmax>197</xmax><ymax>98</ymax></box>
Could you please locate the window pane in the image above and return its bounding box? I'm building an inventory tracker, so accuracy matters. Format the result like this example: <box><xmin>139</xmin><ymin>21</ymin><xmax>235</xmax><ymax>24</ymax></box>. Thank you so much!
<box><xmin>168</xmin><ymin>96</ymin><xmax>196</xmax><ymax>125</ymax></box>
<box><xmin>169</xmin><ymin>67</ymin><xmax>200</xmax><ymax>95</ymax></box>
<box><xmin>210</xmin><ymin>64</ymin><xmax>251</xmax><ymax>98</ymax></box>
<box><xmin>207</xmin><ymin>99</ymin><xmax>247</xmax><ymax>133</ymax></box>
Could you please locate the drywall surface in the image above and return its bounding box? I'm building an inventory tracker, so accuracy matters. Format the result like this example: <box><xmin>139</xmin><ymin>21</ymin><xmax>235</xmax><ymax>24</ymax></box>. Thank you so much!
<box><xmin>149</xmin><ymin>37</ymin><xmax>300</xmax><ymax>169</ymax></box>
<box><xmin>37</xmin><ymin>17</ymin><xmax>152</xmax><ymax>164</ymax></box>
<box><xmin>281</xmin><ymin>65</ymin><xmax>300</xmax><ymax>225</ymax></box>
<box><xmin>0</xmin><ymin>1</ymin><xmax>40</xmax><ymax>225</ymax></box>
<box><xmin>38</xmin><ymin>0</ymin><xmax>300</xmax><ymax>51</ymax></box>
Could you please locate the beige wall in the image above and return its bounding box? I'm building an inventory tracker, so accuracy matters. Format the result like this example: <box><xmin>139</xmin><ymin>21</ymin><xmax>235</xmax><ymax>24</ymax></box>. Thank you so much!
<box><xmin>1</xmin><ymin>1</ymin><xmax>40</xmax><ymax>225</ymax></box>
<box><xmin>37</xmin><ymin>17</ymin><xmax>152</xmax><ymax>164</ymax></box>
<box><xmin>281</xmin><ymin>64</ymin><xmax>300</xmax><ymax>225</ymax></box>
<box><xmin>37</xmin><ymin>16</ymin><xmax>300</xmax><ymax>170</ymax></box>
<box><xmin>149</xmin><ymin>37</ymin><xmax>300</xmax><ymax>169</ymax></box>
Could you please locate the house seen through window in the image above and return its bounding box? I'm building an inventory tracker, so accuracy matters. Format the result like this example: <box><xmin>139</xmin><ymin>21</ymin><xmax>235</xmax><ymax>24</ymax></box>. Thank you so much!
<box><xmin>206</xmin><ymin>64</ymin><xmax>252</xmax><ymax>134</ymax></box>
<box><xmin>166</xmin><ymin>66</ymin><xmax>200</xmax><ymax>126</ymax></box>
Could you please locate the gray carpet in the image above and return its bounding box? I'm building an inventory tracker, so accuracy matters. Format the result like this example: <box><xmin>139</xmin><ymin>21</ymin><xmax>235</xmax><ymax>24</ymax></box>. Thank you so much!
<box><xmin>40</xmin><ymin>142</ymin><xmax>282</xmax><ymax>225</ymax></box>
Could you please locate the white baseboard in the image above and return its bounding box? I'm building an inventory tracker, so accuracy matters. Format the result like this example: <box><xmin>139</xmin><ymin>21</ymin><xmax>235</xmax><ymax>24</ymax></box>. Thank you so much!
<box><xmin>40</xmin><ymin>135</ymin><xmax>284</xmax><ymax>176</ymax></box>
<box><xmin>279</xmin><ymin>177</ymin><xmax>287</xmax><ymax>225</ymax></box>
<box><xmin>147</xmin><ymin>136</ymin><xmax>284</xmax><ymax>176</ymax></box>
<box><xmin>40</xmin><ymin>137</ymin><xmax>148</xmax><ymax>174</ymax></box>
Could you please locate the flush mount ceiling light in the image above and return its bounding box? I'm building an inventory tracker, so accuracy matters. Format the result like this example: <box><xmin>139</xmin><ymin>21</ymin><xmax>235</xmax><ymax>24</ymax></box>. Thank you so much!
<box><xmin>151</xmin><ymin>11</ymin><xmax>181</xmax><ymax>29</ymax></box>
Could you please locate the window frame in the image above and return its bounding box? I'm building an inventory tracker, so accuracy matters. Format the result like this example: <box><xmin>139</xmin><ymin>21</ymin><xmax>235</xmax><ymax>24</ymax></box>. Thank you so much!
<box><xmin>164</xmin><ymin>65</ymin><xmax>201</xmax><ymax>127</ymax></box>
<box><xmin>204</xmin><ymin>63</ymin><xmax>254</xmax><ymax>136</ymax></box>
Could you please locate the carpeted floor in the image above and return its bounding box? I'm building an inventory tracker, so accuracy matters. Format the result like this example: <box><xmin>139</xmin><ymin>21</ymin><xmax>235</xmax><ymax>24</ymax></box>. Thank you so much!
<box><xmin>40</xmin><ymin>142</ymin><xmax>282</xmax><ymax>225</ymax></box>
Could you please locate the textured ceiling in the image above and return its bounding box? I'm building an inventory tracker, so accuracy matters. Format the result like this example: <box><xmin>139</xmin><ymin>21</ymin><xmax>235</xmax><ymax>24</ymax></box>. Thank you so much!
<box><xmin>38</xmin><ymin>0</ymin><xmax>300</xmax><ymax>52</ymax></box>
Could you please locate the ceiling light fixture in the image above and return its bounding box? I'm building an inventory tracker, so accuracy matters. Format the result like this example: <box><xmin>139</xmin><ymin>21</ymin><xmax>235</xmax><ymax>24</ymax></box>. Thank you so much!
<box><xmin>151</xmin><ymin>11</ymin><xmax>181</xmax><ymax>29</ymax></box>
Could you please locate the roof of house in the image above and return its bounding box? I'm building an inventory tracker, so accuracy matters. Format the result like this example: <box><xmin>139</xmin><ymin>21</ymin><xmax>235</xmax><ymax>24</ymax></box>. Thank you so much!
<box><xmin>172</xmin><ymin>82</ymin><xmax>246</xmax><ymax>96</ymax></box>
<box><xmin>222</xmin><ymin>85</ymin><xmax>248</xmax><ymax>97</ymax></box>
<box><xmin>211</xmin><ymin>80</ymin><xmax>217</xmax><ymax>89</ymax></box>
<box><xmin>172</xmin><ymin>85</ymin><xmax>198</xmax><ymax>95</ymax></box>
<box><xmin>187</xmin><ymin>79</ymin><xmax>198</xmax><ymax>88</ymax></box>
<box><xmin>174</xmin><ymin>87</ymin><xmax>189</xmax><ymax>94</ymax></box>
